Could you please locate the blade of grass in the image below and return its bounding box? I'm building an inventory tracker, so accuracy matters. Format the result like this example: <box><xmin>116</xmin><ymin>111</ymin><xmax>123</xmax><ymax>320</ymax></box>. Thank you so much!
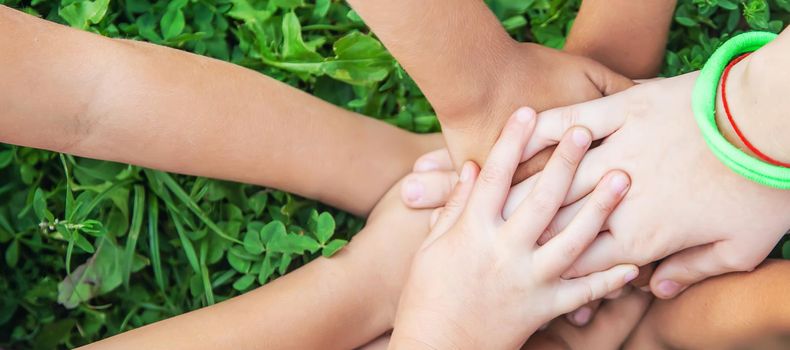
<box><xmin>199</xmin><ymin>240</ymin><xmax>215</xmax><ymax>305</ymax></box>
<box><xmin>123</xmin><ymin>185</ymin><xmax>146</xmax><ymax>288</ymax></box>
<box><xmin>147</xmin><ymin>196</ymin><xmax>165</xmax><ymax>292</ymax></box>
<box><xmin>168</xmin><ymin>209</ymin><xmax>200</xmax><ymax>274</ymax></box>
<box><xmin>153</xmin><ymin>171</ymin><xmax>241</xmax><ymax>244</ymax></box>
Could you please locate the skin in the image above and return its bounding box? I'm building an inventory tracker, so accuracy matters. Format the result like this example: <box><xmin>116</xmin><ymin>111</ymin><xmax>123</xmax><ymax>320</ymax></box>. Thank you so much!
<box><xmin>627</xmin><ymin>260</ymin><xmax>790</xmax><ymax>350</ymax></box>
<box><xmin>0</xmin><ymin>5</ymin><xmax>441</xmax><ymax>217</ymax></box>
<box><xmin>564</xmin><ymin>0</ymin><xmax>677</xmax><ymax>79</ymax></box>
<box><xmin>512</xmin><ymin>28</ymin><xmax>790</xmax><ymax>298</ymax></box>
<box><xmin>84</xmin><ymin>180</ymin><xmax>435</xmax><ymax>349</ymax></box>
<box><xmin>345</xmin><ymin>0</ymin><xmax>636</xmax><ymax>175</ymax></box>
<box><xmin>390</xmin><ymin>109</ymin><xmax>637</xmax><ymax>349</ymax></box>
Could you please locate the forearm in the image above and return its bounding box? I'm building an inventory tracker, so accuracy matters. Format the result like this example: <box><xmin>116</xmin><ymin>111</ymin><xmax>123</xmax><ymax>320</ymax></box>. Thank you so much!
<box><xmin>346</xmin><ymin>0</ymin><xmax>513</xmax><ymax>118</ymax></box>
<box><xmin>627</xmin><ymin>260</ymin><xmax>790</xmax><ymax>349</ymax></box>
<box><xmin>565</xmin><ymin>0</ymin><xmax>676</xmax><ymax>78</ymax></box>
<box><xmin>716</xmin><ymin>27</ymin><xmax>790</xmax><ymax>164</ymax></box>
<box><xmin>85</xmin><ymin>182</ymin><xmax>434</xmax><ymax>349</ymax></box>
<box><xmin>0</xmin><ymin>6</ymin><xmax>438</xmax><ymax>216</ymax></box>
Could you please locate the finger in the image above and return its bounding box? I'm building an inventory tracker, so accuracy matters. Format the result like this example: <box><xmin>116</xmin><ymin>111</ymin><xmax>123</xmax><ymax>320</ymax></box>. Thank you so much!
<box><xmin>535</xmin><ymin>171</ymin><xmax>630</xmax><ymax>276</ymax></box>
<box><xmin>536</xmin><ymin>196</ymin><xmax>587</xmax><ymax>245</ymax></box>
<box><xmin>585</xmin><ymin>59</ymin><xmax>635</xmax><ymax>96</ymax></box>
<box><xmin>506</xmin><ymin>127</ymin><xmax>592</xmax><ymax>242</ymax></box>
<box><xmin>423</xmin><ymin>162</ymin><xmax>479</xmax><ymax>246</ymax></box>
<box><xmin>632</xmin><ymin>264</ymin><xmax>655</xmax><ymax>291</ymax></box>
<box><xmin>400</xmin><ymin>171</ymin><xmax>458</xmax><ymax>209</ymax></box>
<box><xmin>555</xmin><ymin>264</ymin><xmax>639</xmax><ymax>314</ymax></box>
<box><xmin>522</xmin><ymin>94</ymin><xmax>629</xmax><ymax>161</ymax></box>
<box><xmin>413</xmin><ymin>148</ymin><xmax>453</xmax><ymax>172</ymax></box>
<box><xmin>565</xmin><ymin>299</ymin><xmax>601</xmax><ymax>327</ymax></box>
<box><xmin>506</xmin><ymin>144</ymin><xmax>610</xmax><ymax>216</ymax></box>
<box><xmin>649</xmin><ymin>242</ymin><xmax>760</xmax><ymax>299</ymax></box>
<box><xmin>575</xmin><ymin>290</ymin><xmax>652</xmax><ymax>348</ymax></box>
<box><xmin>512</xmin><ymin>147</ymin><xmax>554</xmax><ymax>183</ymax></box>
<box><xmin>563</xmin><ymin>229</ymin><xmax>710</xmax><ymax>279</ymax></box>
<box><xmin>468</xmin><ymin>107</ymin><xmax>536</xmax><ymax>218</ymax></box>
<box><xmin>603</xmin><ymin>285</ymin><xmax>630</xmax><ymax>300</ymax></box>
<box><xmin>429</xmin><ymin>208</ymin><xmax>442</xmax><ymax>229</ymax></box>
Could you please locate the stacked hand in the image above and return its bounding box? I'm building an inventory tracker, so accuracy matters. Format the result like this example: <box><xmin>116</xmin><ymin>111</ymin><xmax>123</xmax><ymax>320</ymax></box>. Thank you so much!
<box><xmin>391</xmin><ymin>108</ymin><xmax>638</xmax><ymax>348</ymax></box>
<box><xmin>404</xmin><ymin>73</ymin><xmax>790</xmax><ymax>302</ymax></box>
<box><xmin>430</xmin><ymin>42</ymin><xmax>634</xmax><ymax>180</ymax></box>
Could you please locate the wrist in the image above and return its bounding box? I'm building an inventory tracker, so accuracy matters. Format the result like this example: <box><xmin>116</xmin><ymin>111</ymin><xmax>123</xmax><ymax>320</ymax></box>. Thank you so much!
<box><xmin>432</xmin><ymin>37</ymin><xmax>517</xmax><ymax>126</ymax></box>
<box><xmin>390</xmin><ymin>308</ymin><xmax>476</xmax><ymax>349</ymax></box>
<box><xmin>715</xmin><ymin>47</ymin><xmax>790</xmax><ymax>164</ymax></box>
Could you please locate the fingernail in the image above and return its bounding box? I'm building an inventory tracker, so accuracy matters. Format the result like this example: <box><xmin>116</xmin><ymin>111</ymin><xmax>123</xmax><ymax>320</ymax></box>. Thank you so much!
<box><xmin>572</xmin><ymin>128</ymin><xmax>590</xmax><ymax>147</ymax></box>
<box><xmin>460</xmin><ymin>162</ymin><xmax>473</xmax><ymax>182</ymax></box>
<box><xmin>610</xmin><ymin>173</ymin><xmax>629</xmax><ymax>194</ymax></box>
<box><xmin>515</xmin><ymin>107</ymin><xmax>534</xmax><ymax>123</ymax></box>
<box><xmin>404</xmin><ymin>179</ymin><xmax>424</xmax><ymax>202</ymax></box>
<box><xmin>657</xmin><ymin>280</ymin><xmax>682</xmax><ymax>298</ymax></box>
<box><xmin>572</xmin><ymin>307</ymin><xmax>592</xmax><ymax>326</ymax></box>
<box><xmin>414</xmin><ymin>159</ymin><xmax>439</xmax><ymax>172</ymax></box>
<box><xmin>624</xmin><ymin>269</ymin><xmax>639</xmax><ymax>283</ymax></box>
<box><xmin>640</xmin><ymin>285</ymin><xmax>651</xmax><ymax>292</ymax></box>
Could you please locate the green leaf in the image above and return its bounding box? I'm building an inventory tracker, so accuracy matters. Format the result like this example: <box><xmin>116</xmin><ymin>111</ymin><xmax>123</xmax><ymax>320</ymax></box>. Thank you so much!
<box><xmin>322</xmin><ymin>239</ymin><xmax>347</xmax><ymax>258</ymax></box>
<box><xmin>269</xmin><ymin>233</ymin><xmax>320</xmax><ymax>255</ymax></box>
<box><xmin>312</xmin><ymin>0</ymin><xmax>331</xmax><ymax>19</ymax></box>
<box><xmin>5</xmin><ymin>239</ymin><xmax>19</xmax><ymax>267</ymax></box>
<box><xmin>243</xmin><ymin>229</ymin><xmax>264</xmax><ymax>255</ymax></box>
<box><xmin>323</xmin><ymin>32</ymin><xmax>393</xmax><ymax>85</ymax></box>
<box><xmin>33</xmin><ymin>188</ymin><xmax>48</xmax><ymax>221</ymax></box>
<box><xmin>315</xmin><ymin>212</ymin><xmax>335</xmax><ymax>244</ymax></box>
<box><xmin>260</xmin><ymin>221</ymin><xmax>286</xmax><ymax>244</ymax></box>
<box><xmin>58</xmin><ymin>0</ymin><xmax>111</xmax><ymax>29</ymax></box>
<box><xmin>232</xmin><ymin>274</ymin><xmax>256</xmax><ymax>291</ymax></box>
<box><xmin>161</xmin><ymin>9</ymin><xmax>186</xmax><ymax>40</ymax></box>
<box><xmin>281</xmin><ymin>11</ymin><xmax>323</xmax><ymax>62</ymax></box>
<box><xmin>743</xmin><ymin>0</ymin><xmax>771</xmax><ymax>29</ymax></box>
<box><xmin>0</xmin><ymin>150</ymin><xmax>13</xmax><ymax>169</ymax></box>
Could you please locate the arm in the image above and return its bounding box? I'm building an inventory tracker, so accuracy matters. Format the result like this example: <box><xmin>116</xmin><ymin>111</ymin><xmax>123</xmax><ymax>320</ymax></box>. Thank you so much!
<box><xmin>564</xmin><ymin>0</ymin><xmax>677</xmax><ymax>78</ymax></box>
<box><xmin>0</xmin><ymin>6</ymin><xmax>441</xmax><ymax>216</ymax></box>
<box><xmin>83</xmin><ymin>180</ymin><xmax>434</xmax><ymax>349</ymax></box>
<box><xmin>716</xmin><ymin>27</ymin><xmax>790</xmax><ymax>164</ymax></box>
<box><xmin>627</xmin><ymin>260</ymin><xmax>790</xmax><ymax>349</ymax></box>
<box><xmin>509</xmin><ymin>28</ymin><xmax>790</xmax><ymax>300</ymax></box>
<box><xmin>346</xmin><ymin>0</ymin><xmax>632</xmax><ymax>173</ymax></box>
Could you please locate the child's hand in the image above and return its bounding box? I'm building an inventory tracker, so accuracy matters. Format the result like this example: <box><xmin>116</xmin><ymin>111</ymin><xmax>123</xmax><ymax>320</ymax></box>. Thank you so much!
<box><xmin>515</xmin><ymin>73</ymin><xmax>790</xmax><ymax>299</ymax></box>
<box><xmin>523</xmin><ymin>290</ymin><xmax>653</xmax><ymax>350</ymax></box>
<box><xmin>390</xmin><ymin>107</ymin><xmax>638</xmax><ymax>349</ymax></box>
<box><xmin>438</xmin><ymin>43</ymin><xmax>633</xmax><ymax>180</ymax></box>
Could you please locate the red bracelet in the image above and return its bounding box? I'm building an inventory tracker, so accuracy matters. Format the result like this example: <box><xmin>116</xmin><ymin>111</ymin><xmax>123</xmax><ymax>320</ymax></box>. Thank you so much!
<box><xmin>720</xmin><ymin>53</ymin><xmax>790</xmax><ymax>167</ymax></box>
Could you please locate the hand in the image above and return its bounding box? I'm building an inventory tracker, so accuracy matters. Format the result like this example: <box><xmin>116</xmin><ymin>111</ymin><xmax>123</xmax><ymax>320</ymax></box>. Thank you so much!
<box><xmin>436</xmin><ymin>42</ymin><xmax>633</xmax><ymax>178</ymax></box>
<box><xmin>390</xmin><ymin>108</ymin><xmax>638</xmax><ymax>349</ymax></box>
<box><xmin>523</xmin><ymin>290</ymin><xmax>653</xmax><ymax>350</ymax></box>
<box><xmin>400</xmin><ymin>150</ymin><xmax>656</xmax><ymax>327</ymax></box>
<box><xmin>515</xmin><ymin>73</ymin><xmax>790</xmax><ymax>298</ymax></box>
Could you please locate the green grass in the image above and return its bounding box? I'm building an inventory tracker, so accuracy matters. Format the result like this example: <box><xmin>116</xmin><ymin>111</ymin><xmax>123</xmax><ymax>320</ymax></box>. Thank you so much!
<box><xmin>0</xmin><ymin>0</ymin><xmax>789</xmax><ymax>348</ymax></box>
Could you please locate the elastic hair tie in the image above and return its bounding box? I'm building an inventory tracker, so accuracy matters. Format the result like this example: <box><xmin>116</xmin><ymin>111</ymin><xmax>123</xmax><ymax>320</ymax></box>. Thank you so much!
<box><xmin>692</xmin><ymin>31</ymin><xmax>790</xmax><ymax>189</ymax></box>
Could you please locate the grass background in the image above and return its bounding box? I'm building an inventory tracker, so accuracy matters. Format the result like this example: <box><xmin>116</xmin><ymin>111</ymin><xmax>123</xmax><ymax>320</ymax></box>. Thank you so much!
<box><xmin>0</xmin><ymin>0</ymin><xmax>789</xmax><ymax>348</ymax></box>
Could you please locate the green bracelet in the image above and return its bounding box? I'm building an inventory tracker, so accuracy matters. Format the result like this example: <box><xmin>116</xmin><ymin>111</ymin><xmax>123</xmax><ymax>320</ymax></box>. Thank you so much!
<box><xmin>692</xmin><ymin>31</ymin><xmax>790</xmax><ymax>189</ymax></box>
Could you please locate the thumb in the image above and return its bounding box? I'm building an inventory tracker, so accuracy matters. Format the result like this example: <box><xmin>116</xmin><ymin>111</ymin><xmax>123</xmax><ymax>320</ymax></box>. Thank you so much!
<box><xmin>421</xmin><ymin>161</ymin><xmax>479</xmax><ymax>247</ymax></box>
<box><xmin>586</xmin><ymin>60</ymin><xmax>635</xmax><ymax>96</ymax></box>
<box><xmin>649</xmin><ymin>242</ymin><xmax>760</xmax><ymax>299</ymax></box>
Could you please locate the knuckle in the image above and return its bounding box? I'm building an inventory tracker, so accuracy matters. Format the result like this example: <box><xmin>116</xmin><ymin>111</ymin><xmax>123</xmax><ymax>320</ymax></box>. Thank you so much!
<box><xmin>561</xmin><ymin>240</ymin><xmax>583</xmax><ymax>259</ymax></box>
<box><xmin>718</xmin><ymin>249</ymin><xmax>759</xmax><ymax>272</ymax></box>
<box><xmin>529</xmin><ymin>190</ymin><xmax>558</xmax><ymax>214</ymax></box>
<box><xmin>590</xmin><ymin>195</ymin><xmax>616</xmax><ymax>216</ymax></box>
<box><xmin>555</xmin><ymin>147</ymin><xmax>580</xmax><ymax>171</ymax></box>
<box><xmin>479</xmin><ymin>163</ymin><xmax>508</xmax><ymax>185</ymax></box>
<box><xmin>559</xmin><ymin>106</ymin><xmax>581</xmax><ymax>133</ymax></box>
